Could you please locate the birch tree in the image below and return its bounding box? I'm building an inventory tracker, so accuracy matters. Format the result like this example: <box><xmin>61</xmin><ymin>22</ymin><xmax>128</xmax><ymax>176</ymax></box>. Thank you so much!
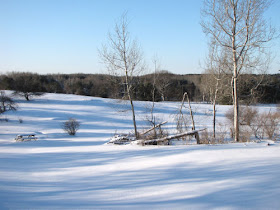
<box><xmin>201</xmin><ymin>0</ymin><xmax>276</xmax><ymax>142</ymax></box>
<box><xmin>99</xmin><ymin>13</ymin><xmax>143</xmax><ymax>138</ymax></box>
<box><xmin>203</xmin><ymin>43</ymin><xmax>231</xmax><ymax>138</ymax></box>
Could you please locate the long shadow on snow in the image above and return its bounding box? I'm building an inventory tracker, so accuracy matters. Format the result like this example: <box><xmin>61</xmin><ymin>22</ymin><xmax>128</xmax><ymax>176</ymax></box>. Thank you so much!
<box><xmin>0</xmin><ymin>147</ymin><xmax>279</xmax><ymax>209</ymax></box>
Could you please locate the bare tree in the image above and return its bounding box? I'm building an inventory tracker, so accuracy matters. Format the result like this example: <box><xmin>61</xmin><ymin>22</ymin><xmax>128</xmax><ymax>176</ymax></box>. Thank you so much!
<box><xmin>146</xmin><ymin>57</ymin><xmax>160</xmax><ymax>136</ymax></box>
<box><xmin>203</xmin><ymin>42</ymin><xmax>232</xmax><ymax>138</ymax></box>
<box><xmin>99</xmin><ymin>13</ymin><xmax>144</xmax><ymax>138</ymax></box>
<box><xmin>201</xmin><ymin>0</ymin><xmax>276</xmax><ymax>142</ymax></box>
<box><xmin>155</xmin><ymin>70</ymin><xmax>171</xmax><ymax>101</ymax></box>
<box><xmin>0</xmin><ymin>91</ymin><xmax>17</xmax><ymax>114</ymax></box>
<box><xmin>10</xmin><ymin>72</ymin><xmax>45</xmax><ymax>101</ymax></box>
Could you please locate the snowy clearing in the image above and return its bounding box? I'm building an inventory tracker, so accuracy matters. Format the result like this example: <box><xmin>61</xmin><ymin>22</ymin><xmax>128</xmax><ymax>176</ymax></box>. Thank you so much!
<box><xmin>0</xmin><ymin>92</ymin><xmax>279</xmax><ymax>209</ymax></box>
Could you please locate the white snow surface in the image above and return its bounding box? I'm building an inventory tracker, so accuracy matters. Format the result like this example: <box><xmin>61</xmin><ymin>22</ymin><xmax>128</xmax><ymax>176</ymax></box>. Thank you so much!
<box><xmin>0</xmin><ymin>91</ymin><xmax>280</xmax><ymax>209</ymax></box>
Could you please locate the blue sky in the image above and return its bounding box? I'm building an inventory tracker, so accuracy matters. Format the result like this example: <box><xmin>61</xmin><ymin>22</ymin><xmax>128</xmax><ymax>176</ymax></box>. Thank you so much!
<box><xmin>0</xmin><ymin>0</ymin><xmax>279</xmax><ymax>75</ymax></box>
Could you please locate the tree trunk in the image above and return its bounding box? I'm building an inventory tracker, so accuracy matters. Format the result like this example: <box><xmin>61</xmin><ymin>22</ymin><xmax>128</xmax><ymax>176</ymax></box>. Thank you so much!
<box><xmin>213</xmin><ymin>96</ymin><xmax>216</xmax><ymax>139</ymax></box>
<box><xmin>129</xmin><ymin>95</ymin><xmax>138</xmax><ymax>139</ymax></box>
<box><xmin>142</xmin><ymin>129</ymin><xmax>205</xmax><ymax>145</ymax></box>
<box><xmin>213</xmin><ymin>79</ymin><xmax>219</xmax><ymax>139</ymax></box>
<box><xmin>232</xmin><ymin>10</ymin><xmax>239</xmax><ymax>142</ymax></box>
<box><xmin>126</xmin><ymin>80</ymin><xmax>138</xmax><ymax>139</ymax></box>
<box><xmin>233</xmin><ymin>45</ymin><xmax>239</xmax><ymax>142</ymax></box>
<box><xmin>233</xmin><ymin>76</ymin><xmax>239</xmax><ymax>142</ymax></box>
<box><xmin>125</xmin><ymin>68</ymin><xmax>138</xmax><ymax>139</ymax></box>
<box><xmin>161</xmin><ymin>94</ymin><xmax>165</xmax><ymax>102</ymax></box>
<box><xmin>25</xmin><ymin>93</ymin><xmax>30</xmax><ymax>101</ymax></box>
<box><xmin>186</xmin><ymin>92</ymin><xmax>195</xmax><ymax>130</ymax></box>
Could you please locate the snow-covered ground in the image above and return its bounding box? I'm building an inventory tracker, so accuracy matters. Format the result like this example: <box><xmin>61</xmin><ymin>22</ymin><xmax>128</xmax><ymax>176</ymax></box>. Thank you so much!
<box><xmin>0</xmin><ymin>92</ymin><xmax>279</xmax><ymax>209</ymax></box>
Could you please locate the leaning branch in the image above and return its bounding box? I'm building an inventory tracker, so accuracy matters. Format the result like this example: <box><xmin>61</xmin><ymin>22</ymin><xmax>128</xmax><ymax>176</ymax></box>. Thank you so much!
<box><xmin>140</xmin><ymin>121</ymin><xmax>168</xmax><ymax>136</ymax></box>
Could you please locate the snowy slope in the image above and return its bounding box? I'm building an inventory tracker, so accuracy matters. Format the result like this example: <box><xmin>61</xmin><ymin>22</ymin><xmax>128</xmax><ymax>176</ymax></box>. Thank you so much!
<box><xmin>0</xmin><ymin>92</ymin><xmax>280</xmax><ymax>209</ymax></box>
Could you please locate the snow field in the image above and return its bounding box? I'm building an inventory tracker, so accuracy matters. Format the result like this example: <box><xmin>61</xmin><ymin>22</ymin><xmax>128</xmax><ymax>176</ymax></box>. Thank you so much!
<box><xmin>0</xmin><ymin>92</ymin><xmax>279</xmax><ymax>209</ymax></box>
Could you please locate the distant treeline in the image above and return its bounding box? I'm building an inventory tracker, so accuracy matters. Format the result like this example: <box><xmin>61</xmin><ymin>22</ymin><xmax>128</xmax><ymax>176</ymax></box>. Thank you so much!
<box><xmin>0</xmin><ymin>72</ymin><xmax>279</xmax><ymax>104</ymax></box>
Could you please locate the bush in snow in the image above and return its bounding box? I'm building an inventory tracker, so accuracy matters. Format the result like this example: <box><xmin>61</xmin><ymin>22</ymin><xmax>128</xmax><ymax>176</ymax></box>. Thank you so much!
<box><xmin>259</xmin><ymin>112</ymin><xmax>280</xmax><ymax>140</ymax></box>
<box><xmin>62</xmin><ymin>118</ymin><xmax>80</xmax><ymax>136</ymax></box>
<box><xmin>225</xmin><ymin>106</ymin><xmax>258</xmax><ymax>127</ymax></box>
<box><xmin>200</xmin><ymin>125</ymin><xmax>227</xmax><ymax>144</ymax></box>
<box><xmin>227</xmin><ymin>106</ymin><xmax>280</xmax><ymax>141</ymax></box>
<box><xmin>226</xmin><ymin>106</ymin><xmax>259</xmax><ymax>141</ymax></box>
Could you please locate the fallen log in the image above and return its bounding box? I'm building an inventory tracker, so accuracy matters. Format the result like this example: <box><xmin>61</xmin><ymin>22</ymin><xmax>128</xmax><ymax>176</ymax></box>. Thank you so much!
<box><xmin>141</xmin><ymin>128</ymin><xmax>206</xmax><ymax>145</ymax></box>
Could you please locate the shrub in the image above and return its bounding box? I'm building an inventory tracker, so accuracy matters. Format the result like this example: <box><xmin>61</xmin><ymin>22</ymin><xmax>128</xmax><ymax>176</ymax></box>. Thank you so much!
<box><xmin>200</xmin><ymin>129</ymin><xmax>212</xmax><ymax>144</ymax></box>
<box><xmin>200</xmin><ymin>125</ymin><xmax>227</xmax><ymax>144</ymax></box>
<box><xmin>229</xmin><ymin>108</ymin><xmax>280</xmax><ymax>140</ymax></box>
<box><xmin>249</xmin><ymin>113</ymin><xmax>263</xmax><ymax>139</ymax></box>
<box><xmin>225</xmin><ymin>106</ymin><xmax>258</xmax><ymax>126</ymax></box>
<box><xmin>225</xmin><ymin>106</ymin><xmax>280</xmax><ymax>141</ymax></box>
<box><xmin>62</xmin><ymin>118</ymin><xmax>80</xmax><ymax>136</ymax></box>
<box><xmin>216</xmin><ymin>124</ymin><xmax>228</xmax><ymax>143</ymax></box>
<box><xmin>260</xmin><ymin>112</ymin><xmax>280</xmax><ymax>140</ymax></box>
<box><xmin>225</xmin><ymin>108</ymin><xmax>234</xmax><ymax>125</ymax></box>
<box><xmin>241</xmin><ymin>106</ymin><xmax>258</xmax><ymax>126</ymax></box>
<box><xmin>239</xmin><ymin>127</ymin><xmax>252</xmax><ymax>142</ymax></box>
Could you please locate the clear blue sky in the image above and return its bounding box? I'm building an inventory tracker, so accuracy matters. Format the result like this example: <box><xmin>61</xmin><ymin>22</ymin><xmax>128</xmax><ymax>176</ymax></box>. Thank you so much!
<box><xmin>0</xmin><ymin>0</ymin><xmax>279</xmax><ymax>75</ymax></box>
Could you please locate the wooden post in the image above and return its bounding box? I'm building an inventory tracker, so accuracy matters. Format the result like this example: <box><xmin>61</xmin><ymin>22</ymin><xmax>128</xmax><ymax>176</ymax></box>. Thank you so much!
<box><xmin>195</xmin><ymin>132</ymin><xmax>200</xmax><ymax>144</ymax></box>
